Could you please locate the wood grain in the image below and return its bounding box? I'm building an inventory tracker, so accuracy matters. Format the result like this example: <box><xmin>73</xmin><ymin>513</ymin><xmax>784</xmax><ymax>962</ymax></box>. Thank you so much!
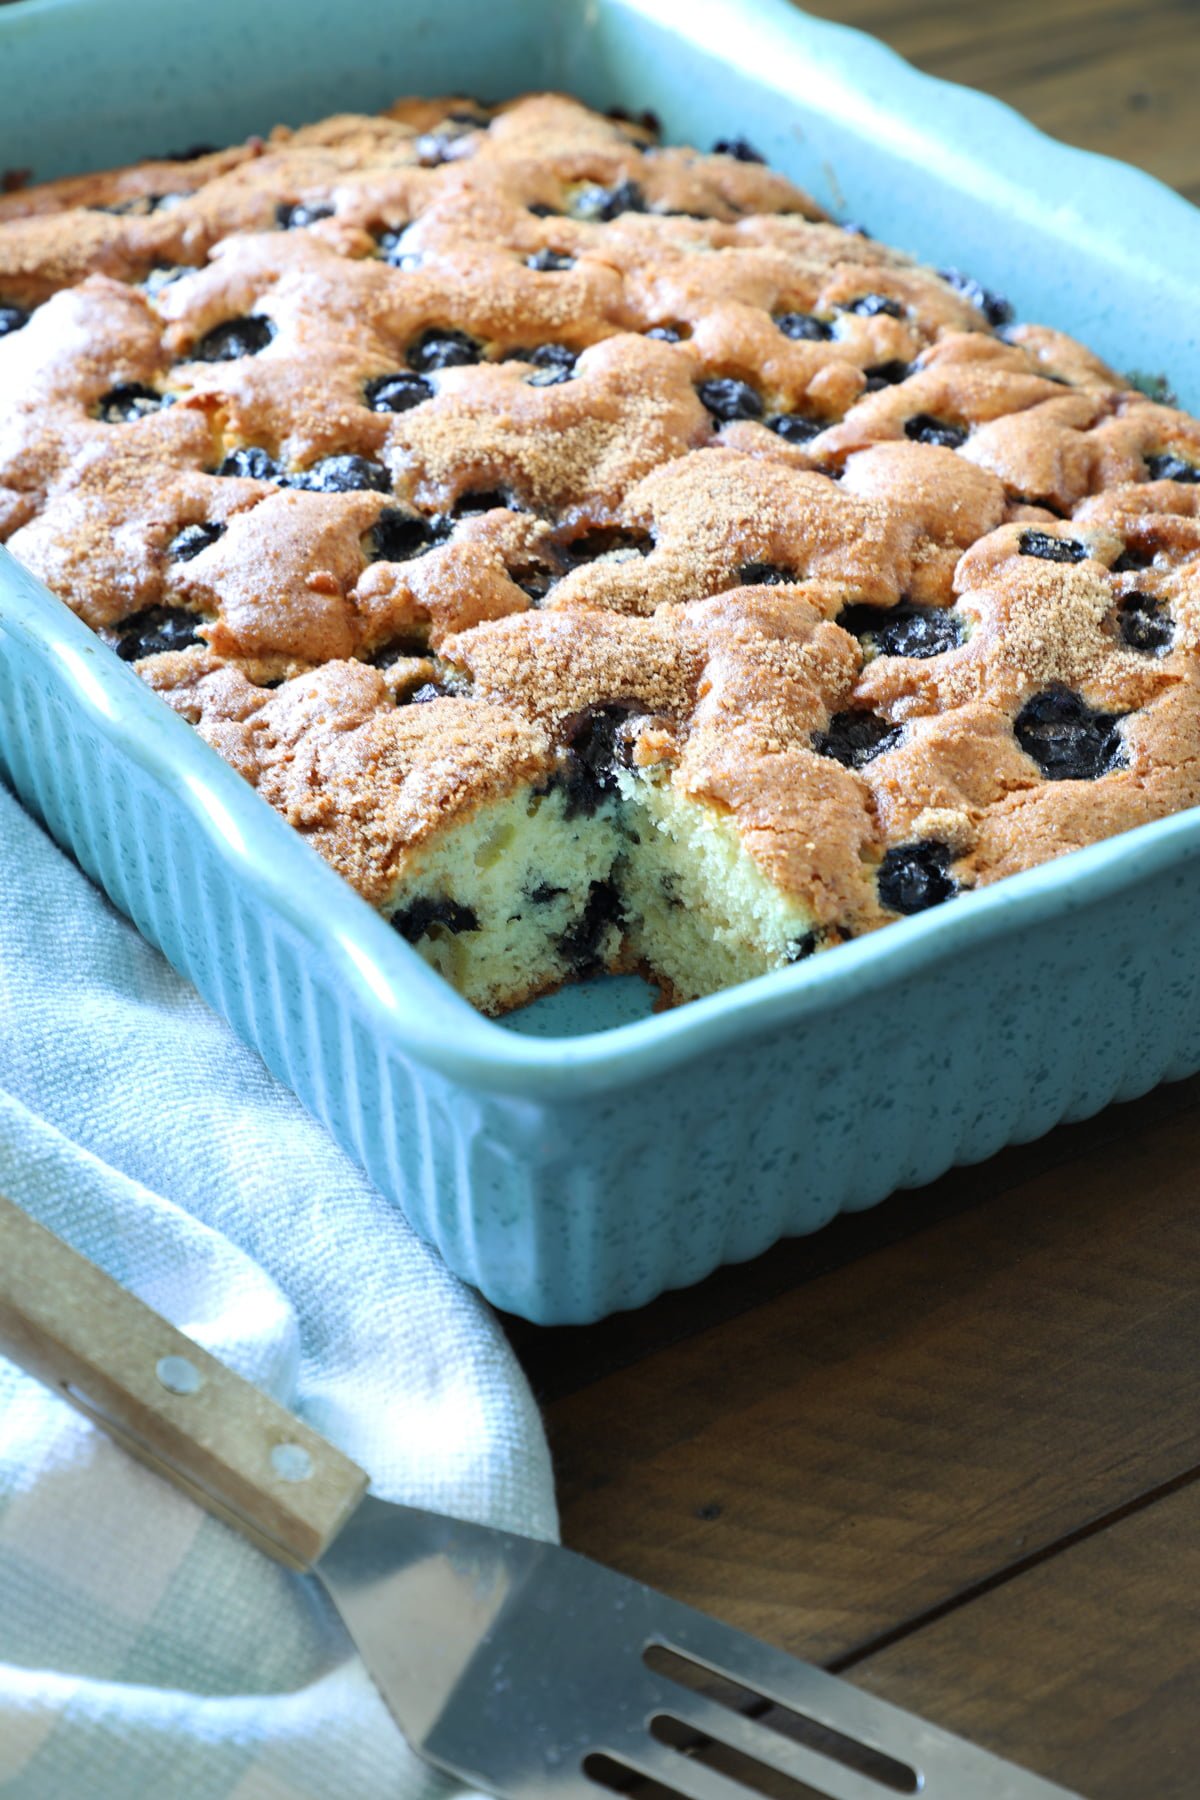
<box><xmin>793</xmin><ymin>0</ymin><xmax>1200</xmax><ymax>203</ymax></box>
<box><xmin>850</xmin><ymin>1478</ymin><xmax>1200</xmax><ymax>1799</ymax></box>
<box><xmin>540</xmin><ymin>1094</ymin><xmax>1200</xmax><ymax>1665</ymax></box>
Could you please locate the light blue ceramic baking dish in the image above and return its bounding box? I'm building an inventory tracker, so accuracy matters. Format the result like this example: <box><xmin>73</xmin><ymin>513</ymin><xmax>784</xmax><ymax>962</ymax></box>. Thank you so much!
<box><xmin>4</xmin><ymin>0</ymin><xmax>1200</xmax><ymax>1323</ymax></box>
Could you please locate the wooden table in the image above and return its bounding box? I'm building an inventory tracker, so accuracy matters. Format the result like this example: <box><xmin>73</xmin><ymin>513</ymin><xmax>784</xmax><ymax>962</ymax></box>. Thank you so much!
<box><xmin>507</xmin><ymin>8</ymin><xmax>1200</xmax><ymax>1795</ymax></box>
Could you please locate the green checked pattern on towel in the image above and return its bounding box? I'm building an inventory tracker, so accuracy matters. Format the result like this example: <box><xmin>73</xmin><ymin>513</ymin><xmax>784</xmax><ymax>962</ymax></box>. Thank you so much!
<box><xmin>0</xmin><ymin>783</ymin><xmax>557</xmax><ymax>1800</ymax></box>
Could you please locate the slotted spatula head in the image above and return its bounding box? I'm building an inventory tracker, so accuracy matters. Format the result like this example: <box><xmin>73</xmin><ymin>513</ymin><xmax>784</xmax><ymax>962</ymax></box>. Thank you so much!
<box><xmin>0</xmin><ymin>1196</ymin><xmax>1080</xmax><ymax>1800</ymax></box>
<box><xmin>318</xmin><ymin>1494</ymin><xmax>1080</xmax><ymax>1800</ymax></box>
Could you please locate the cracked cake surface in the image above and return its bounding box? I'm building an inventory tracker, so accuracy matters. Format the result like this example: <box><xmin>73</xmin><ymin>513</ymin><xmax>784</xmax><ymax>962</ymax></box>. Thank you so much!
<box><xmin>4</xmin><ymin>91</ymin><xmax>1200</xmax><ymax>1012</ymax></box>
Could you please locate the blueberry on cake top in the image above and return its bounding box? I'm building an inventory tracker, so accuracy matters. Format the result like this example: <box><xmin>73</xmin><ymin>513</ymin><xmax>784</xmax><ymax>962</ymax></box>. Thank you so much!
<box><xmin>3</xmin><ymin>93</ymin><xmax>1200</xmax><ymax>1014</ymax></box>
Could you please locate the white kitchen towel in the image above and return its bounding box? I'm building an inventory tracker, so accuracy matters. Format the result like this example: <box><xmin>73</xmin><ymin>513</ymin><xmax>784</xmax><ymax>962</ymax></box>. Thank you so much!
<box><xmin>0</xmin><ymin>782</ymin><xmax>558</xmax><ymax>1799</ymax></box>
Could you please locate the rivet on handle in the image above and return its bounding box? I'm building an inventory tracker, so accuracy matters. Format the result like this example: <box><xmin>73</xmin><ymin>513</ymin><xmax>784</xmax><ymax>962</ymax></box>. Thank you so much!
<box><xmin>271</xmin><ymin>1442</ymin><xmax>314</xmax><ymax>1483</ymax></box>
<box><xmin>156</xmin><ymin>1355</ymin><xmax>204</xmax><ymax>1396</ymax></box>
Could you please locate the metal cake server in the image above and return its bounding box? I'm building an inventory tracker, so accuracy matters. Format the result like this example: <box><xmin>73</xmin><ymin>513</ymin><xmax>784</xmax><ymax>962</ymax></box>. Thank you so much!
<box><xmin>0</xmin><ymin>1195</ymin><xmax>1079</xmax><ymax>1800</ymax></box>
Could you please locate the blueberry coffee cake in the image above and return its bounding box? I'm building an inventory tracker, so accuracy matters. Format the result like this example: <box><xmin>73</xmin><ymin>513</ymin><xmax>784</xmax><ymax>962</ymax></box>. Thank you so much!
<box><xmin>3</xmin><ymin>95</ymin><xmax>1200</xmax><ymax>1014</ymax></box>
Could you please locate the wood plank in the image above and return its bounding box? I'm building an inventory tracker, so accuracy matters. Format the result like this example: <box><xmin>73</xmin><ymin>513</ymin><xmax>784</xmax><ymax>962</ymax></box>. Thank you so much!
<box><xmin>846</xmin><ymin>1477</ymin><xmax>1200</xmax><ymax>1799</ymax></box>
<box><xmin>793</xmin><ymin>0</ymin><xmax>1200</xmax><ymax>203</ymax></box>
<box><xmin>541</xmin><ymin>1096</ymin><xmax>1200</xmax><ymax>1664</ymax></box>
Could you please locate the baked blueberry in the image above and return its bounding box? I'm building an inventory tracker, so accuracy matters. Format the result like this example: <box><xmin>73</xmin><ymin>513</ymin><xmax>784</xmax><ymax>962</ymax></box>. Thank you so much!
<box><xmin>698</xmin><ymin>377</ymin><xmax>763</xmax><ymax>424</ymax></box>
<box><xmin>527</xmin><ymin>201</ymin><xmax>561</xmax><ymax>218</ymax></box>
<box><xmin>1112</xmin><ymin>546</ymin><xmax>1153</xmax><ymax>573</ymax></box>
<box><xmin>408</xmin><ymin>327</ymin><xmax>482</xmax><ymax>371</ymax></box>
<box><xmin>450</xmin><ymin>488</ymin><xmax>519</xmax><ymax>517</ymax></box>
<box><xmin>645</xmin><ymin>323</ymin><xmax>688</xmax><ymax>342</ymax></box>
<box><xmin>557</xmin><ymin>705</ymin><xmax>637</xmax><ymax>818</ymax></box>
<box><xmin>739</xmin><ymin>561</ymin><xmax>794</xmax><ymax>585</ymax></box>
<box><xmin>1118</xmin><ymin>592</ymin><xmax>1174</xmax><ymax>654</ymax></box>
<box><xmin>215</xmin><ymin>447</ymin><xmax>282</xmax><ymax>481</ymax></box>
<box><xmin>905</xmin><ymin>413</ymin><xmax>968</xmax><ymax>449</ymax></box>
<box><xmin>774</xmin><ymin>311</ymin><xmax>832</xmax><ymax>342</ymax></box>
<box><xmin>413</xmin><ymin>134</ymin><xmax>464</xmax><ymax>169</ymax></box>
<box><xmin>1014</xmin><ymin>686</ymin><xmax>1127</xmax><ymax>780</ymax></box>
<box><xmin>160</xmin><ymin>143</ymin><xmax>217</xmax><ymax>162</ymax></box>
<box><xmin>391</xmin><ymin>895</ymin><xmax>479</xmax><ymax>943</ymax></box>
<box><xmin>559</xmin><ymin>526</ymin><xmax>653</xmax><ymax>564</ymax></box>
<box><xmin>665</xmin><ymin>203</ymin><xmax>730</xmax><ymax>222</ymax></box>
<box><xmin>712</xmin><ymin>135</ymin><xmax>765</xmax><ymax>163</ymax></box>
<box><xmin>1018</xmin><ymin>529</ymin><xmax>1087</xmax><ymax>563</ymax></box>
<box><xmin>785</xmin><ymin>932</ymin><xmax>817</xmax><ymax>962</ymax></box>
<box><xmin>112</xmin><ymin>605</ymin><xmax>203</xmax><ymax>661</ymax></box>
<box><xmin>414</xmin><ymin>117</ymin><xmax>483</xmax><ymax>166</ymax></box>
<box><xmin>571</xmin><ymin>179</ymin><xmax>646</xmax><ymax>221</ymax></box>
<box><xmin>369</xmin><ymin>507</ymin><xmax>445</xmax><ymax>562</ymax></box>
<box><xmin>937</xmin><ymin>267</ymin><xmax>1014</xmax><ymax>328</ymax></box>
<box><xmin>96</xmin><ymin>382</ymin><xmax>164</xmax><ymax>423</ymax></box>
<box><xmin>514</xmin><ymin>566</ymin><xmax>561</xmax><ymax>604</ymax></box>
<box><xmin>0</xmin><ymin>304</ymin><xmax>29</xmax><ymax>337</ymax></box>
<box><xmin>365</xmin><ymin>370</ymin><xmax>434</xmax><ymax>413</ymax></box>
<box><xmin>765</xmin><ymin>412</ymin><xmax>823</xmax><ymax>443</ymax></box>
<box><xmin>812</xmin><ymin>710</ymin><xmax>903</xmax><ymax>769</ymax></box>
<box><xmin>366</xmin><ymin>632</ymin><xmax>428</xmax><ymax>666</ymax></box>
<box><xmin>168</xmin><ymin>521</ymin><xmax>225</xmax><ymax>561</ymax></box>
<box><xmin>97</xmin><ymin>192</ymin><xmax>182</xmax><ymax>216</ymax></box>
<box><xmin>526</xmin><ymin>247</ymin><xmax>574</xmax><ymax>271</ymax></box>
<box><xmin>290</xmin><ymin>454</ymin><xmax>391</xmax><ymax>494</ymax></box>
<box><xmin>190</xmin><ymin>315</ymin><xmax>275</xmax><ymax>362</ymax></box>
<box><xmin>1145</xmin><ymin>451</ymin><xmax>1200</xmax><ymax>483</ymax></box>
<box><xmin>607</xmin><ymin>105</ymin><xmax>661</xmax><ymax>137</ymax></box>
<box><xmin>517</xmin><ymin>342</ymin><xmax>576</xmax><ymax>385</ymax></box>
<box><xmin>863</xmin><ymin>360</ymin><xmax>912</xmax><ymax>389</ymax></box>
<box><xmin>838</xmin><ymin>601</ymin><xmax>964</xmax><ymax>660</ymax></box>
<box><xmin>877</xmin><ymin>840</ymin><xmax>956</xmax><ymax>914</ymax></box>
<box><xmin>276</xmin><ymin>200</ymin><xmax>334</xmax><ymax>229</ymax></box>
<box><xmin>843</xmin><ymin>293</ymin><xmax>905</xmax><ymax>319</ymax></box>
<box><xmin>558</xmin><ymin>877</ymin><xmax>625</xmax><ymax>975</ymax></box>
<box><xmin>376</xmin><ymin>225</ymin><xmax>415</xmax><ymax>265</ymax></box>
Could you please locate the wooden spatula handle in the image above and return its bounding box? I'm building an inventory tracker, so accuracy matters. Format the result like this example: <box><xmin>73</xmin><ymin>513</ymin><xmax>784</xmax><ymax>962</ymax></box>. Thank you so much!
<box><xmin>0</xmin><ymin>1194</ymin><xmax>368</xmax><ymax>1567</ymax></box>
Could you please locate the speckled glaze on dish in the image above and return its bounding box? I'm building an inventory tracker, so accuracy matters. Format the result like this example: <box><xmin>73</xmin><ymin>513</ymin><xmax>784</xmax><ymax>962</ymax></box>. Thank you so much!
<box><xmin>4</xmin><ymin>0</ymin><xmax>1200</xmax><ymax>1323</ymax></box>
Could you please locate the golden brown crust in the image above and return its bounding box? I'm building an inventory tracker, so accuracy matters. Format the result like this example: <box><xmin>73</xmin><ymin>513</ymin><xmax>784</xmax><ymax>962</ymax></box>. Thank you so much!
<box><xmin>5</xmin><ymin>90</ymin><xmax>1200</xmax><ymax>960</ymax></box>
<box><xmin>198</xmin><ymin>665</ymin><xmax>556</xmax><ymax>907</ymax></box>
